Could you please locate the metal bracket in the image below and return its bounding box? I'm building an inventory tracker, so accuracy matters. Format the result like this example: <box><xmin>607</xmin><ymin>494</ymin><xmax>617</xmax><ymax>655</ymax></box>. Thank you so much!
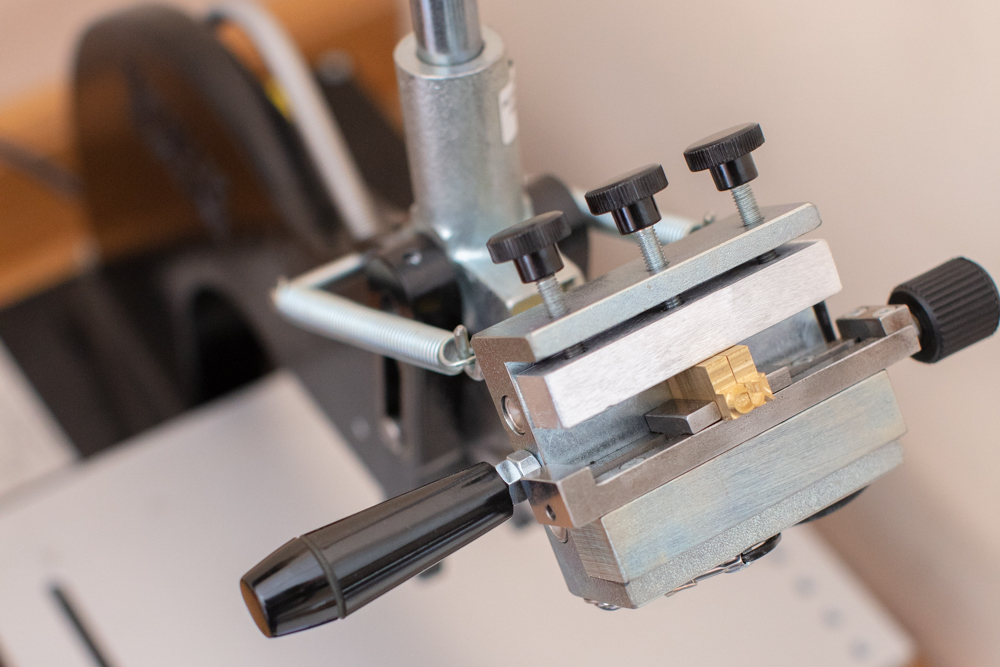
<box><xmin>473</xmin><ymin>202</ymin><xmax>822</xmax><ymax>362</ymax></box>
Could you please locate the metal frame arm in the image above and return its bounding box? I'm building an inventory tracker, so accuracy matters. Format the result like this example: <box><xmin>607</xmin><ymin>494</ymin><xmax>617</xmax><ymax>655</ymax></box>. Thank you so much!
<box><xmin>272</xmin><ymin>253</ymin><xmax>475</xmax><ymax>375</ymax></box>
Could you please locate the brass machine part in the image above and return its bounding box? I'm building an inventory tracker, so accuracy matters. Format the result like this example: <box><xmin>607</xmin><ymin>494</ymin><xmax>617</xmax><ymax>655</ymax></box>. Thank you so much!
<box><xmin>668</xmin><ymin>345</ymin><xmax>773</xmax><ymax>420</ymax></box>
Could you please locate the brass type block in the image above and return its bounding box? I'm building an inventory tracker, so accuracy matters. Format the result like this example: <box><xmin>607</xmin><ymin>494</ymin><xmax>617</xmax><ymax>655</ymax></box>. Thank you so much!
<box><xmin>668</xmin><ymin>345</ymin><xmax>773</xmax><ymax>420</ymax></box>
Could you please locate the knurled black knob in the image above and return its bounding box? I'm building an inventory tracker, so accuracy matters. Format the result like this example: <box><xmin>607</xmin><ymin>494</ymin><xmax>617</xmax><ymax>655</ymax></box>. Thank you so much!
<box><xmin>584</xmin><ymin>164</ymin><xmax>668</xmax><ymax>235</ymax></box>
<box><xmin>487</xmin><ymin>211</ymin><xmax>572</xmax><ymax>283</ymax></box>
<box><xmin>889</xmin><ymin>257</ymin><xmax>999</xmax><ymax>363</ymax></box>
<box><xmin>684</xmin><ymin>122</ymin><xmax>765</xmax><ymax>191</ymax></box>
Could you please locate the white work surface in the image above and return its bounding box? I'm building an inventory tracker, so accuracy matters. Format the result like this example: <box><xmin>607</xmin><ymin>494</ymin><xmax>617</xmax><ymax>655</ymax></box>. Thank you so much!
<box><xmin>0</xmin><ymin>342</ymin><xmax>75</xmax><ymax>498</ymax></box>
<box><xmin>0</xmin><ymin>372</ymin><xmax>913</xmax><ymax>667</ymax></box>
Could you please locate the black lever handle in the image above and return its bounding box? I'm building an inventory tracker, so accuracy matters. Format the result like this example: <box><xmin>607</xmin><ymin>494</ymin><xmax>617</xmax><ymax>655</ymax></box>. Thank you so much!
<box><xmin>240</xmin><ymin>462</ymin><xmax>513</xmax><ymax>637</ymax></box>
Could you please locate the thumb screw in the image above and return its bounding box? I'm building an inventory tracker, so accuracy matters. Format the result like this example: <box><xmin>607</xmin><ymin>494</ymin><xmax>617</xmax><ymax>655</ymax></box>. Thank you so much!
<box><xmin>487</xmin><ymin>211</ymin><xmax>584</xmax><ymax>356</ymax></box>
<box><xmin>684</xmin><ymin>122</ymin><xmax>766</xmax><ymax>228</ymax></box>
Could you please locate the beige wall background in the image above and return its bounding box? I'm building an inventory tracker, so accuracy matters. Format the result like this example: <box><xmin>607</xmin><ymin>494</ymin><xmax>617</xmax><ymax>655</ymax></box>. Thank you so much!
<box><xmin>473</xmin><ymin>0</ymin><xmax>1000</xmax><ymax>541</ymax></box>
<box><xmin>470</xmin><ymin>3</ymin><xmax>1000</xmax><ymax>665</ymax></box>
<box><xmin>1</xmin><ymin>0</ymin><xmax>998</xmax><ymax>665</ymax></box>
<box><xmin>472</xmin><ymin>3</ymin><xmax>1000</xmax><ymax>665</ymax></box>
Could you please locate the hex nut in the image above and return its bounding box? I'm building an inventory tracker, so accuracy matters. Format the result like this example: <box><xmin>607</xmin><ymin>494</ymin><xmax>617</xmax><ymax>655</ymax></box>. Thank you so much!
<box><xmin>507</xmin><ymin>449</ymin><xmax>541</xmax><ymax>478</ymax></box>
<box><xmin>494</xmin><ymin>450</ymin><xmax>541</xmax><ymax>505</ymax></box>
<box><xmin>495</xmin><ymin>460</ymin><xmax>520</xmax><ymax>487</ymax></box>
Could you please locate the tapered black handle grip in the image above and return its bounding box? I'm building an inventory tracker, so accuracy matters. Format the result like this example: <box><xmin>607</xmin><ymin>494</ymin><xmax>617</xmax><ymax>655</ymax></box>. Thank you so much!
<box><xmin>240</xmin><ymin>462</ymin><xmax>513</xmax><ymax>637</ymax></box>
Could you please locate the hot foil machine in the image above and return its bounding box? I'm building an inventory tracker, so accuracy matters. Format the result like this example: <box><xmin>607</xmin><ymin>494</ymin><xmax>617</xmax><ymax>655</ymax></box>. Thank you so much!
<box><xmin>238</xmin><ymin>0</ymin><xmax>1000</xmax><ymax>637</ymax></box>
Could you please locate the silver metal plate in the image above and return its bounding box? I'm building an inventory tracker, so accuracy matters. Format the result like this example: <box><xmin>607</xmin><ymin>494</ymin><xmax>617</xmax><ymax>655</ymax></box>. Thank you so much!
<box><xmin>836</xmin><ymin>304</ymin><xmax>915</xmax><ymax>340</ymax></box>
<box><xmin>524</xmin><ymin>324</ymin><xmax>920</xmax><ymax>528</ymax></box>
<box><xmin>596</xmin><ymin>371</ymin><xmax>905</xmax><ymax>582</ymax></box>
<box><xmin>644</xmin><ymin>399</ymin><xmax>721</xmax><ymax>437</ymax></box>
<box><xmin>472</xmin><ymin>202</ymin><xmax>821</xmax><ymax>361</ymax></box>
<box><xmin>515</xmin><ymin>240</ymin><xmax>841</xmax><ymax>429</ymax></box>
<box><xmin>552</xmin><ymin>442</ymin><xmax>903</xmax><ymax>608</ymax></box>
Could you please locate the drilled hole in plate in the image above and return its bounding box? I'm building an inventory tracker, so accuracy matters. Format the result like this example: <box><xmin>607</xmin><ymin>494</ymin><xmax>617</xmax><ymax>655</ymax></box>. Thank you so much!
<box><xmin>545</xmin><ymin>505</ymin><xmax>556</xmax><ymax>520</ymax></box>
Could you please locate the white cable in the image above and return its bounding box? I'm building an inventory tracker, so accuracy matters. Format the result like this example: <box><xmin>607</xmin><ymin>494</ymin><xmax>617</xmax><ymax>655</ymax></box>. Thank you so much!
<box><xmin>208</xmin><ymin>1</ymin><xmax>380</xmax><ymax>241</ymax></box>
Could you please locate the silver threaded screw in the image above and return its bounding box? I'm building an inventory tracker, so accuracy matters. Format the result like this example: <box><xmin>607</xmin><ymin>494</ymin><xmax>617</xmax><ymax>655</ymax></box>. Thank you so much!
<box><xmin>732</xmin><ymin>184</ymin><xmax>777</xmax><ymax>262</ymax></box>
<box><xmin>536</xmin><ymin>275</ymin><xmax>570</xmax><ymax>319</ymax></box>
<box><xmin>635</xmin><ymin>227</ymin><xmax>668</xmax><ymax>274</ymax></box>
<box><xmin>536</xmin><ymin>276</ymin><xmax>584</xmax><ymax>357</ymax></box>
<box><xmin>635</xmin><ymin>228</ymin><xmax>680</xmax><ymax>307</ymax></box>
<box><xmin>731</xmin><ymin>184</ymin><xmax>764</xmax><ymax>227</ymax></box>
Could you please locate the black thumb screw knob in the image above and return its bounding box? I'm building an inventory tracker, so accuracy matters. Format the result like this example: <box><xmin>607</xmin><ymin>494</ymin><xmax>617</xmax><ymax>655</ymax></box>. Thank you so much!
<box><xmin>488</xmin><ymin>211</ymin><xmax>581</xmax><ymax>325</ymax></box>
<box><xmin>683</xmin><ymin>122</ymin><xmax>765</xmax><ymax>191</ymax></box>
<box><xmin>486</xmin><ymin>211</ymin><xmax>573</xmax><ymax>283</ymax></box>
<box><xmin>684</xmin><ymin>123</ymin><xmax>767</xmax><ymax>230</ymax></box>
<box><xmin>487</xmin><ymin>211</ymin><xmax>571</xmax><ymax>284</ymax></box>
<box><xmin>584</xmin><ymin>164</ymin><xmax>668</xmax><ymax>235</ymax></box>
<box><xmin>585</xmin><ymin>164</ymin><xmax>670</xmax><ymax>275</ymax></box>
<box><xmin>889</xmin><ymin>257</ymin><xmax>999</xmax><ymax>363</ymax></box>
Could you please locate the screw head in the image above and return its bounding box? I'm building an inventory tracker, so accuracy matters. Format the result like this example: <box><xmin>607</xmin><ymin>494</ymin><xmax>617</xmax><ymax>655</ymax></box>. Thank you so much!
<box><xmin>500</xmin><ymin>395</ymin><xmax>528</xmax><ymax>435</ymax></box>
<box><xmin>548</xmin><ymin>525</ymin><xmax>569</xmax><ymax>542</ymax></box>
<box><xmin>507</xmin><ymin>450</ymin><xmax>541</xmax><ymax>480</ymax></box>
<box><xmin>487</xmin><ymin>211</ymin><xmax>572</xmax><ymax>283</ymax></box>
<box><xmin>684</xmin><ymin>122</ymin><xmax>765</xmax><ymax>191</ymax></box>
<box><xmin>584</xmin><ymin>164</ymin><xmax>668</xmax><ymax>235</ymax></box>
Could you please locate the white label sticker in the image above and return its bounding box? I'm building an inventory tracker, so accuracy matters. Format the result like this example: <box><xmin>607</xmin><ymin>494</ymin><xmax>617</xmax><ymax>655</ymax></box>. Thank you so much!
<box><xmin>498</xmin><ymin>67</ymin><xmax>519</xmax><ymax>146</ymax></box>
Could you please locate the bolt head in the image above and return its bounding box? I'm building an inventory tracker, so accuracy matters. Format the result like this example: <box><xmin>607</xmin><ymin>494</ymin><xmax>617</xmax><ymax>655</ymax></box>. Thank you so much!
<box><xmin>494</xmin><ymin>460</ymin><xmax>520</xmax><ymax>487</ymax></box>
<box><xmin>507</xmin><ymin>449</ymin><xmax>541</xmax><ymax>478</ymax></box>
<box><xmin>548</xmin><ymin>524</ymin><xmax>569</xmax><ymax>542</ymax></box>
<box><xmin>501</xmin><ymin>395</ymin><xmax>528</xmax><ymax>434</ymax></box>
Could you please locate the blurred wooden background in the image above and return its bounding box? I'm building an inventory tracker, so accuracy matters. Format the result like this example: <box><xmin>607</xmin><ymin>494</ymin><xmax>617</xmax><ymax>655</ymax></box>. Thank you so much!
<box><xmin>0</xmin><ymin>0</ymin><xmax>400</xmax><ymax>308</ymax></box>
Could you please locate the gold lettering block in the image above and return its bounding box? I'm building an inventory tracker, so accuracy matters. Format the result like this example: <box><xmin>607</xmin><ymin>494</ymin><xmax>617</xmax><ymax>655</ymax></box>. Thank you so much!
<box><xmin>667</xmin><ymin>345</ymin><xmax>773</xmax><ymax>420</ymax></box>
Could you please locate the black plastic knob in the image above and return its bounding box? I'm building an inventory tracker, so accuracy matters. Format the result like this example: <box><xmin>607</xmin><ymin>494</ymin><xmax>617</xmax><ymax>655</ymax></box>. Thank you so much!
<box><xmin>584</xmin><ymin>164</ymin><xmax>668</xmax><ymax>235</ymax></box>
<box><xmin>684</xmin><ymin>123</ymin><xmax>765</xmax><ymax>191</ymax></box>
<box><xmin>889</xmin><ymin>257</ymin><xmax>999</xmax><ymax>364</ymax></box>
<box><xmin>487</xmin><ymin>211</ymin><xmax>572</xmax><ymax>283</ymax></box>
<box><xmin>240</xmin><ymin>462</ymin><xmax>513</xmax><ymax>637</ymax></box>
